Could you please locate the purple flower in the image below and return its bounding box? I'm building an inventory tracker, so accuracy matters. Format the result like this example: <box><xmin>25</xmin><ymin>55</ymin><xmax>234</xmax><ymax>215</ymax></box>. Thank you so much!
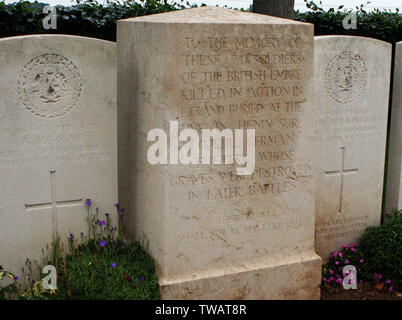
<box><xmin>338</xmin><ymin>252</ymin><xmax>343</xmax><ymax>258</ymax></box>
<box><xmin>345</xmin><ymin>259</ymin><xmax>350</xmax><ymax>264</ymax></box>
<box><xmin>386</xmin><ymin>279</ymin><xmax>391</xmax><ymax>284</ymax></box>
<box><xmin>335</xmin><ymin>261</ymin><xmax>340</xmax><ymax>265</ymax></box>
<box><xmin>140</xmin><ymin>276</ymin><xmax>144</xmax><ymax>282</ymax></box>
<box><xmin>15</xmin><ymin>276</ymin><xmax>19</xmax><ymax>280</ymax></box>
<box><xmin>388</xmin><ymin>286</ymin><xmax>394</xmax><ymax>292</ymax></box>
<box><xmin>374</xmin><ymin>273</ymin><xmax>383</xmax><ymax>279</ymax></box>
<box><xmin>329</xmin><ymin>269</ymin><xmax>334</xmax><ymax>275</ymax></box>
<box><xmin>111</xmin><ymin>263</ymin><xmax>117</xmax><ymax>268</ymax></box>
<box><xmin>360</xmin><ymin>259</ymin><xmax>364</xmax><ymax>263</ymax></box>
<box><xmin>85</xmin><ymin>198</ymin><xmax>92</xmax><ymax>206</ymax></box>
<box><xmin>99</xmin><ymin>220</ymin><xmax>106</xmax><ymax>226</ymax></box>
<box><xmin>121</xmin><ymin>242</ymin><xmax>126</xmax><ymax>247</ymax></box>
<box><xmin>323</xmin><ymin>277</ymin><xmax>327</xmax><ymax>282</ymax></box>
<box><xmin>68</xmin><ymin>233</ymin><xmax>74</xmax><ymax>240</ymax></box>
<box><xmin>121</xmin><ymin>208</ymin><xmax>126</xmax><ymax>213</ymax></box>
<box><xmin>100</xmin><ymin>240</ymin><xmax>107</xmax><ymax>247</ymax></box>
<box><xmin>114</xmin><ymin>203</ymin><xmax>120</xmax><ymax>208</ymax></box>
<box><xmin>336</xmin><ymin>278</ymin><xmax>343</xmax><ymax>284</ymax></box>
<box><xmin>351</xmin><ymin>248</ymin><xmax>356</xmax><ymax>252</ymax></box>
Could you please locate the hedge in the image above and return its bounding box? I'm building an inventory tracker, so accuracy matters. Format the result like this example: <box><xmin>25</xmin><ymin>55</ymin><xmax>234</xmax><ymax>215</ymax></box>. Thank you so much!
<box><xmin>0</xmin><ymin>0</ymin><xmax>401</xmax><ymax>43</ymax></box>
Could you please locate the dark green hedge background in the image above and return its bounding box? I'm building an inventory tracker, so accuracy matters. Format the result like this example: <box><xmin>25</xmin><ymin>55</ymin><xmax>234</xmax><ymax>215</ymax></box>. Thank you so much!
<box><xmin>0</xmin><ymin>0</ymin><xmax>401</xmax><ymax>43</ymax></box>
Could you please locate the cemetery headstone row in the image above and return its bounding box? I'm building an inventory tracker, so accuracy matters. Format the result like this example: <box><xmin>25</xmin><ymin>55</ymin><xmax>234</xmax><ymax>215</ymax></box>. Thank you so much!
<box><xmin>0</xmin><ymin>7</ymin><xmax>400</xmax><ymax>300</ymax></box>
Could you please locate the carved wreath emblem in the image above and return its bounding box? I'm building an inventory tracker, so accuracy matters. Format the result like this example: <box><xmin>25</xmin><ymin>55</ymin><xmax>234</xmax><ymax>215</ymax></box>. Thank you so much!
<box><xmin>18</xmin><ymin>54</ymin><xmax>82</xmax><ymax>118</ymax></box>
<box><xmin>324</xmin><ymin>51</ymin><xmax>367</xmax><ymax>104</ymax></box>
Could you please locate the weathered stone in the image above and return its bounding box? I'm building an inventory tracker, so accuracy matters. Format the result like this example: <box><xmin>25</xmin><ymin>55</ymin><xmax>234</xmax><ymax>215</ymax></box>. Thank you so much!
<box><xmin>313</xmin><ymin>36</ymin><xmax>392</xmax><ymax>259</ymax></box>
<box><xmin>118</xmin><ymin>7</ymin><xmax>321</xmax><ymax>299</ymax></box>
<box><xmin>0</xmin><ymin>35</ymin><xmax>117</xmax><ymax>276</ymax></box>
<box><xmin>385</xmin><ymin>41</ymin><xmax>402</xmax><ymax>214</ymax></box>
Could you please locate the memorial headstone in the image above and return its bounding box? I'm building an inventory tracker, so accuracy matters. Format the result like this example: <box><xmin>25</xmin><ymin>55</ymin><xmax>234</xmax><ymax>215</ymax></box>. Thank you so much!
<box><xmin>313</xmin><ymin>36</ymin><xmax>391</xmax><ymax>259</ymax></box>
<box><xmin>0</xmin><ymin>35</ymin><xmax>117</xmax><ymax>276</ymax></box>
<box><xmin>117</xmin><ymin>7</ymin><xmax>321</xmax><ymax>299</ymax></box>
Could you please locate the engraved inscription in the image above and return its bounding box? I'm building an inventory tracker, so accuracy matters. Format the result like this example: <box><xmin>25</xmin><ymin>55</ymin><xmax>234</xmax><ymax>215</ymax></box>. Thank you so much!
<box><xmin>18</xmin><ymin>54</ymin><xmax>82</xmax><ymax>118</ymax></box>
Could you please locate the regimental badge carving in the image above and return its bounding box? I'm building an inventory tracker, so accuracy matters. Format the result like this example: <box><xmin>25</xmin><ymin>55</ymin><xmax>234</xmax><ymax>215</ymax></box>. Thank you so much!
<box><xmin>18</xmin><ymin>54</ymin><xmax>82</xmax><ymax>118</ymax></box>
<box><xmin>324</xmin><ymin>51</ymin><xmax>367</xmax><ymax>104</ymax></box>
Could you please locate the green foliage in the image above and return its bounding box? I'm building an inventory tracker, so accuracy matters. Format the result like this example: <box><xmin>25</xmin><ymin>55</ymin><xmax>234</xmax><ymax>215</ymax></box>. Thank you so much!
<box><xmin>51</xmin><ymin>240</ymin><xmax>160</xmax><ymax>300</ymax></box>
<box><xmin>2</xmin><ymin>200</ymin><xmax>159</xmax><ymax>300</ymax></box>
<box><xmin>294</xmin><ymin>1</ymin><xmax>401</xmax><ymax>44</ymax></box>
<box><xmin>359</xmin><ymin>210</ymin><xmax>402</xmax><ymax>289</ymax></box>
<box><xmin>322</xmin><ymin>243</ymin><xmax>367</xmax><ymax>286</ymax></box>
<box><xmin>0</xmin><ymin>267</ymin><xmax>19</xmax><ymax>300</ymax></box>
<box><xmin>0</xmin><ymin>0</ymin><xmax>194</xmax><ymax>41</ymax></box>
<box><xmin>322</xmin><ymin>210</ymin><xmax>402</xmax><ymax>291</ymax></box>
<box><xmin>0</xmin><ymin>1</ymin><xmax>400</xmax><ymax>43</ymax></box>
<box><xmin>36</xmin><ymin>201</ymin><xmax>159</xmax><ymax>300</ymax></box>
<box><xmin>19</xmin><ymin>279</ymin><xmax>57</xmax><ymax>300</ymax></box>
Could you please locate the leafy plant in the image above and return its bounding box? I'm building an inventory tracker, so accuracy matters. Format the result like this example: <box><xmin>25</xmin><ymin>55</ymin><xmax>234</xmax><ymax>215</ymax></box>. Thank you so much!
<box><xmin>322</xmin><ymin>210</ymin><xmax>402</xmax><ymax>292</ymax></box>
<box><xmin>0</xmin><ymin>0</ymin><xmax>195</xmax><ymax>41</ymax></box>
<box><xmin>53</xmin><ymin>240</ymin><xmax>159</xmax><ymax>299</ymax></box>
<box><xmin>358</xmin><ymin>210</ymin><xmax>402</xmax><ymax>290</ymax></box>
<box><xmin>0</xmin><ymin>266</ymin><xmax>19</xmax><ymax>300</ymax></box>
<box><xmin>2</xmin><ymin>198</ymin><xmax>159</xmax><ymax>300</ymax></box>
<box><xmin>0</xmin><ymin>1</ymin><xmax>400</xmax><ymax>43</ymax></box>
<box><xmin>294</xmin><ymin>0</ymin><xmax>401</xmax><ymax>44</ymax></box>
<box><xmin>19</xmin><ymin>279</ymin><xmax>57</xmax><ymax>300</ymax></box>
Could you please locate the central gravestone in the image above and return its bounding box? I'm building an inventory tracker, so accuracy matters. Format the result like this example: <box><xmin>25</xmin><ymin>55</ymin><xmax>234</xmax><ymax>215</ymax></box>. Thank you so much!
<box><xmin>118</xmin><ymin>7</ymin><xmax>321</xmax><ymax>299</ymax></box>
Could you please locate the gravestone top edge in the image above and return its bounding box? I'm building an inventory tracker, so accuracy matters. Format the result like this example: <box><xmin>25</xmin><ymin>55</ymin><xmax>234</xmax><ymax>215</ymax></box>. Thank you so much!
<box><xmin>0</xmin><ymin>34</ymin><xmax>116</xmax><ymax>46</ymax></box>
<box><xmin>314</xmin><ymin>35</ymin><xmax>392</xmax><ymax>48</ymax></box>
<box><xmin>118</xmin><ymin>6</ymin><xmax>310</xmax><ymax>25</ymax></box>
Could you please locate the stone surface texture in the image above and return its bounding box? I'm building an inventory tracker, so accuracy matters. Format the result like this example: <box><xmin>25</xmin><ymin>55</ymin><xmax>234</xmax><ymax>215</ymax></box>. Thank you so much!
<box><xmin>118</xmin><ymin>7</ymin><xmax>321</xmax><ymax>299</ymax></box>
<box><xmin>313</xmin><ymin>36</ymin><xmax>391</xmax><ymax>259</ymax></box>
<box><xmin>385</xmin><ymin>42</ymin><xmax>402</xmax><ymax>214</ymax></box>
<box><xmin>0</xmin><ymin>35</ymin><xmax>117</xmax><ymax>276</ymax></box>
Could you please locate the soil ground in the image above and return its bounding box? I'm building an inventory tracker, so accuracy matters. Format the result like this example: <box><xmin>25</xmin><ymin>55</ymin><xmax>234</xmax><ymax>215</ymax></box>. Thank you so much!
<box><xmin>320</xmin><ymin>282</ymin><xmax>402</xmax><ymax>300</ymax></box>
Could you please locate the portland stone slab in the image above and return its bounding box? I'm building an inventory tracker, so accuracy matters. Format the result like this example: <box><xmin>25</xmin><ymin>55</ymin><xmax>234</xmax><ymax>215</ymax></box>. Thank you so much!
<box><xmin>118</xmin><ymin>7</ymin><xmax>321</xmax><ymax>299</ymax></box>
<box><xmin>313</xmin><ymin>36</ymin><xmax>391</xmax><ymax>259</ymax></box>
<box><xmin>0</xmin><ymin>35</ymin><xmax>117</xmax><ymax>276</ymax></box>
<box><xmin>385</xmin><ymin>42</ymin><xmax>402</xmax><ymax>214</ymax></box>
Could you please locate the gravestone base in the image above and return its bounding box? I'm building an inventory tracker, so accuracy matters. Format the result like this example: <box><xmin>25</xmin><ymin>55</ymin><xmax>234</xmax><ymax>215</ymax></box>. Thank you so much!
<box><xmin>160</xmin><ymin>254</ymin><xmax>321</xmax><ymax>299</ymax></box>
